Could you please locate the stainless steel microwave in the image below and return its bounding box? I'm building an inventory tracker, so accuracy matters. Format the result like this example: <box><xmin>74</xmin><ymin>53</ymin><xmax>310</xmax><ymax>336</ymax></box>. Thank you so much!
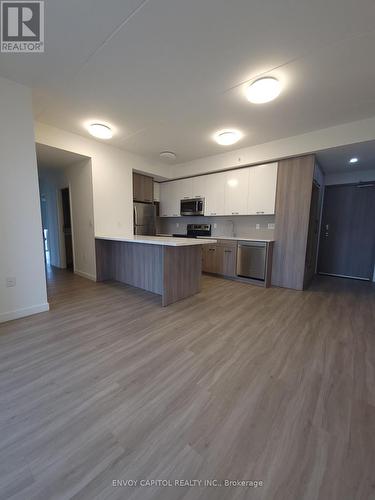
<box><xmin>180</xmin><ymin>198</ymin><xmax>205</xmax><ymax>216</ymax></box>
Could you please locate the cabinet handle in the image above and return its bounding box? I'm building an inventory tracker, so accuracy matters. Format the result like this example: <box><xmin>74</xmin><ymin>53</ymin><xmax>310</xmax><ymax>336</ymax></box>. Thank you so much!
<box><xmin>232</xmin><ymin>212</ymin><xmax>239</xmax><ymax>215</ymax></box>
<box><xmin>210</xmin><ymin>213</ymin><xmax>216</xmax><ymax>216</ymax></box>
<box><xmin>224</xmin><ymin>250</ymin><xmax>232</xmax><ymax>253</ymax></box>
<box><xmin>256</xmin><ymin>211</ymin><xmax>265</xmax><ymax>214</ymax></box>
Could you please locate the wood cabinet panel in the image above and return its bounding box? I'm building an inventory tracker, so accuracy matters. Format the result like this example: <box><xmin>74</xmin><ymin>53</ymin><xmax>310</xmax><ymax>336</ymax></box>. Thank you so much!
<box><xmin>221</xmin><ymin>246</ymin><xmax>237</xmax><ymax>277</ymax></box>
<box><xmin>272</xmin><ymin>155</ymin><xmax>315</xmax><ymax>290</ymax></box>
<box><xmin>133</xmin><ymin>173</ymin><xmax>153</xmax><ymax>203</ymax></box>
<box><xmin>202</xmin><ymin>243</ymin><xmax>237</xmax><ymax>277</ymax></box>
<box><xmin>202</xmin><ymin>244</ymin><xmax>220</xmax><ymax>273</ymax></box>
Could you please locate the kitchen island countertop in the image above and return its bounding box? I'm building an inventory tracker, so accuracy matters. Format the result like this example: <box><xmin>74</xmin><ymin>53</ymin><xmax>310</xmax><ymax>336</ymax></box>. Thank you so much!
<box><xmin>95</xmin><ymin>235</ymin><xmax>216</xmax><ymax>246</ymax></box>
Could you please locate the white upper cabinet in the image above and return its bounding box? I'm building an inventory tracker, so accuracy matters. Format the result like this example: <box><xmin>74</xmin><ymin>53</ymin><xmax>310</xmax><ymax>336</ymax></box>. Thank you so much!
<box><xmin>178</xmin><ymin>178</ymin><xmax>193</xmax><ymax>200</ymax></box>
<box><xmin>160</xmin><ymin>182</ymin><xmax>180</xmax><ymax>217</ymax></box>
<box><xmin>204</xmin><ymin>172</ymin><xmax>226</xmax><ymax>216</ymax></box>
<box><xmin>159</xmin><ymin>182</ymin><xmax>172</xmax><ymax>217</ymax></box>
<box><xmin>159</xmin><ymin>162</ymin><xmax>278</xmax><ymax>217</ymax></box>
<box><xmin>247</xmin><ymin>163</ymin><xmax>278</xmax><ymax>215</ymax></box>
<box><xmin>191</xmin><ymin>176</ymin><xmax>206</xmax><ymax>198</ymax></box>
<box><xmin>153</xmin><ymin>182</ymin><xmax>160</xmax><ymax>202</ymax></box>
<box><xmin>224</xmin><ymin>168</ymin><xmax>249</xmax><ymax>215</ymax></box>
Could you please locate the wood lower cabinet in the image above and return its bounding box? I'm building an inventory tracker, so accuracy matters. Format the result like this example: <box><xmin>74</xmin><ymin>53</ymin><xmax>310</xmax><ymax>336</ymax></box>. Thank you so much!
<box><xmin>220</xmin><ymin>245</ymin><xmax>237</xmax><ymax>277</ymax></box>
<box><xmin>202</xmin><ymin>240</ymin><xmax>237</xmax><ymax>277</ymax></box>
<box><xmin>133</xmin><ymin>173</ymin><xmax>154</xmax><ymax>203</ymax></box>
<box><xmin>202</xmin><ymin>245</ymin><xmax>219</xmax><ymax>273</ymax></box>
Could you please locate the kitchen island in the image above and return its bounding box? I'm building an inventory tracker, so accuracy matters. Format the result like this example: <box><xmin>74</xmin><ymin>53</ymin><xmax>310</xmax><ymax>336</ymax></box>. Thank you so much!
<box><xmin>95</xmin><ymin>235</ymin><xmax>216</xmax><ymax>306</ymax></box>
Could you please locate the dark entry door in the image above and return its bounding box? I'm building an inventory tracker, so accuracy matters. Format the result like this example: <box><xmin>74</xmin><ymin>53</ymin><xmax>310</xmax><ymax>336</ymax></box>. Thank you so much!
<box><xmin>61</xmin><ymin>188</ymin><xmax>74</xmax><ymax>270</ymax></box>
<box><xmin>318</xmin><ymin>183</ymin><xmax>375</xmax><ymax>280</ymax></box>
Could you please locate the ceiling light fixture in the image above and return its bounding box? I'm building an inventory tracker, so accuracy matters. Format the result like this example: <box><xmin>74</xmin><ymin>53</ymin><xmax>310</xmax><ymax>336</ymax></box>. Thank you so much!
<box><xmin>88</xmin><ymin>123</ymin><xmax>113</xmax><ymax>139</ymax></box>
<box><xmin>349</xmin><ymin>157</ymin><xmax>358</xmax><ymax>164</ymax></box>
<box><xmin>160</xmin><ymin>151</ymin><xmax>177</xmax><ymax>161</ymax></box>
<box><xmin>214</xmin><ymin>129</ymin><xmax>243</xmax><ymax>146</ymax></box>
<box><xmin>246</xmin><ymin>77</ymin><xmax>282</xmax><ymax>104</ymax></box>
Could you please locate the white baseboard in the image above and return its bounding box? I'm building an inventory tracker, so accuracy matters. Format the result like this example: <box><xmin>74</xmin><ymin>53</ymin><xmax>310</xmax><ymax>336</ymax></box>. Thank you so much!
<box><xmin>74</xmin><ymin>269</ymin><xmax>97</xmax><ymax>282</ymax></box>
<box><xmin>0</xmin><ymin>303</ymin><xmax>50</xmax><ymax>324</ymax></box>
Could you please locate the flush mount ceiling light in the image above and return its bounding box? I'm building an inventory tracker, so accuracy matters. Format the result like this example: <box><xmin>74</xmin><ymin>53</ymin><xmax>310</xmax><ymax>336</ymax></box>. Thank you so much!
<box><xmin>88</xmin><ymin>123</ymin><xmax>113</xmax><ymax>139</ymax></box>
<box><xmin>246</xmin><ymin>77</ymin><xmax>282</xmax><ymax>104</ymax></box>
<box><xmin>227</xmin><ymin>178</ymin><xmax>239</xmax><ymax>188</ymax></box>
<box><xmin>349</xmin><ymin>157</ymin><xmax>359</xmax><ymax>164</ymax></box>
<box><xmin>160</xmin><ymin>151</ymin><xmax>177</xmax><ymax>161</ymax></box>
<box><xmin>214</xmin><ymin>129</ymin><xmax>243</xmax><ymax>146</ymax></box>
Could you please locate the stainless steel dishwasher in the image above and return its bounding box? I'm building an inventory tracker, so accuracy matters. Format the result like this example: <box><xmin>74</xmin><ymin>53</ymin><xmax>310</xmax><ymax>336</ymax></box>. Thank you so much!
<box><xmin>236</xmin><ymin>241</ymin><xmax>267</xmax><ymax>280</ymax></box>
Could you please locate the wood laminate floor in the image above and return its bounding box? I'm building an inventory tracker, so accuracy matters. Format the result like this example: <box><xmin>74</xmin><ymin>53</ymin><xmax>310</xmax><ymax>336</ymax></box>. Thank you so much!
<box><xmin>0</xmin><ymin>268</ymin><xmax>374</xmax><ymax>500</ymax></box>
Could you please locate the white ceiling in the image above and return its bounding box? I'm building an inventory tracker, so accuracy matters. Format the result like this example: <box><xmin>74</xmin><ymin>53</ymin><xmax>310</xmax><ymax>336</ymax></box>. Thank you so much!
<box><xmin>36</xmin><ymin>143</ymin><xmax>89</xmax><ymax>169</ymax></box>
<box><xmin>316</xmin><ymin>141</ymin><xmax>375</xmax><ymax>174</ymax></box>
<box><xmin>2</xmin><ymin>0</ymin><xmax>375</xmax><ymax>164</ymax></box>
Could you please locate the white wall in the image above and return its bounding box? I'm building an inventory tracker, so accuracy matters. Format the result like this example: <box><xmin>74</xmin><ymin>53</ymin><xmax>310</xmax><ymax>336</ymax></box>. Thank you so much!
<box><xmin>170</xmin><ymin>116</ymin><xmax>375</xmax><ymax>178</ymax></box>
<box><xmin>38</xmin><ymin>167</ymin><xmax>68</xmax><ymax>268</ymax></box>
<box><xmin>0</xmin><ymin>77</ymin><xmax>48</xmax><ymax>323</ymax></box>
<box><xmin>65</xmin><ymin>159</ymin><xmax>96</xmax><ymax>281</ymax></box>
<box><xmin>35</xmin><ymin>123</ymin><xmax>171</xmax><ymax>238</ymax></box>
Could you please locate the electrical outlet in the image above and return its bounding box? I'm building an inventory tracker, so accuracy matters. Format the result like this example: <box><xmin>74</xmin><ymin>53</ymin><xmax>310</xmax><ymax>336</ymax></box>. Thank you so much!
<box><xmin>6</xmin><ymin>277</ymin><xmax>16</xmax><ymax>287</ymax></box>
<box><xmin>268</xmin><ymin>223</ymin><xmax>275</xmax><ymax>229</ymax></box>
<box><xmin>256</xmin><ymin>224</ymin><xmax>260</xmax><ymax>230</ymax></box>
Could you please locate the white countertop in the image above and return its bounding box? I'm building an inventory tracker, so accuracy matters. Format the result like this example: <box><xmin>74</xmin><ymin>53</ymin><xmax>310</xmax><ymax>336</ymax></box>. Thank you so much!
<box><xmin>95</xmin><ymin>235</ymin><xmax>216</xmax><ymax>247</ymax></box>
<box><xmin>197</xmin><ymin>235</ymin><xmax>275</xmax><ymax>243</ymax></box>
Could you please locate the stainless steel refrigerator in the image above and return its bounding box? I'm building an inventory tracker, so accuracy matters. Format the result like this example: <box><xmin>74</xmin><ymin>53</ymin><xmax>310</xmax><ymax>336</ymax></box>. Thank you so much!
<box><xmin>133</xmin><ymin>202</ymin><xmax>156</xmax><ymax>235</ymax></box>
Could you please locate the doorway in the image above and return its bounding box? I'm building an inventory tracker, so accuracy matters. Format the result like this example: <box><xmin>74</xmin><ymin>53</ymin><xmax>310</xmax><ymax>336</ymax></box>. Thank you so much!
<box><xmin>40</xmin><ymin>193</ymin><xmax>51</xmax><ymax>266</ymax></box>
<box><xmin>61</xmin><ymin>187</ymin><xmax>74</xmax><ymax>270</ymax></box>
<box><xmin>318</xmin><ymin>183</ymin><xmax>375</xmax><ymax>280</ymax></box>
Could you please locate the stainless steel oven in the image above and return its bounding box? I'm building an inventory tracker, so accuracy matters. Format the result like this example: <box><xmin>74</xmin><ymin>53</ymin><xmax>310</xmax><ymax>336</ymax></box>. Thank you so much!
<box><xmin>180</xmin><ymin>198</ymin><xmax>205</xmax><ymax>216</ymax></box>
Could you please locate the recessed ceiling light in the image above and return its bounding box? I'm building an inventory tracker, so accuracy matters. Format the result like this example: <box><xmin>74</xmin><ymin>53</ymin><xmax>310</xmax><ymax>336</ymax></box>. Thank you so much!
<box><xmin>349</xmin><ymin>157</ymin><xmax>358</xmax><ymax>164</ymax></box>
<box><xmin>214</xmin><ymin>129</ymin><xmax>243</xmax><ymax>146</ymax></box>
<box><xmin>160</xmin><ymin>151</ymin><xmax>177</xmax><ymax>160</ymax></box>
<box><xmin>246</xmin><ymin>77</ymin><xmax>282</xmax><ymax>104</ymax></box>
<box><xmin>88</xmin><ymin>123</ymin><xmax>113</xmax><ymax>139</ymax></box>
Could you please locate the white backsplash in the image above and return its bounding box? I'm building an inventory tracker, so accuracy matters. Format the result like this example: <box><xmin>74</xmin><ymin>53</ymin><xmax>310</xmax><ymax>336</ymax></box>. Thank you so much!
<box><xmin>158</xmin><ymin>215</ymin><xmax>275</xmax><ymax>240</ymax></box>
